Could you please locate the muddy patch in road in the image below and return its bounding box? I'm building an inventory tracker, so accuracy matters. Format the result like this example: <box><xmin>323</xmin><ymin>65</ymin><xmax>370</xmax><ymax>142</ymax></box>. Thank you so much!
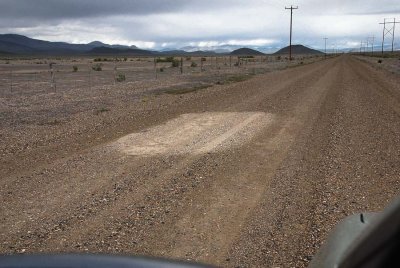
<box><xmin>115</xmin><ymin>112</ymin><xmax>274</xmax><ymax>156</ymax></box>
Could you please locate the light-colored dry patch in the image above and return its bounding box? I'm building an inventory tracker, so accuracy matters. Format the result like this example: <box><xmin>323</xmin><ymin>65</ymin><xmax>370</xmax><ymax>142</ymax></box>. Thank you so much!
<box><xmin>115</xmin><ymin>112</ymin><xmax>274</xmax><ymax>156</ymax></box>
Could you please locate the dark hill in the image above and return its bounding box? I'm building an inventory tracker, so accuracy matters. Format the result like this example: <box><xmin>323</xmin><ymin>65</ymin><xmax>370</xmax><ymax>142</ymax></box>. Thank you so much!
<box><xmin>158</xmin><ymin>50</ymin><xmax>189</xmax><ymax>56</ymax></box>
<box><xmin>87</xmin><ymin>41</ymin><xmax>138</xmax><ymax>50</ymax></box>
<box><xmin>230</xmin><ymin>48</ymin><xmax>264</xmax><ymax>56</ymax></box>
<box><xmin>156</xmin><ymin>50</ymin><xmax>218</xmax><ymax>56</ymax></box>
<box><xmin>88</xmin><ymin>46</ymin><xmax>154</xmax><ymax>56</ymax></box>
<box><xmin>0</xmin><ymin>34</ymin><xmax>90</xmax><ymax>54</ymax></box>
<box><xmin>274</xmin><ymin>45</ymin><xmax>323</xmax><ymax>55</ymax></box>
<box><xmin>0</xmin><ymin>34</ymin><xmax>139</xmax><ymax>55</ymax></box>
<box><xmin>0</xmin><ymin>50</ymin><xmax>13</xmax><ymax>55</ymax></box>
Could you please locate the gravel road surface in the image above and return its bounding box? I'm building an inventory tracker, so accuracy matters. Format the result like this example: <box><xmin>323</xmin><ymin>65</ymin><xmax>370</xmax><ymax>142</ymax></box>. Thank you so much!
<box><xmin>1</xmin><ymin>55</ymin><xmax>399</xmax><ymax>267</ymax></box>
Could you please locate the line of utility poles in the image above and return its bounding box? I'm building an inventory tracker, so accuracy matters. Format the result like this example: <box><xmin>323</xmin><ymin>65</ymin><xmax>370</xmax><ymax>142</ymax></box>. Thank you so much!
<box><xmin>360</xmin><ymin>36</ymin><xmax>375</xmax><ymax>54</ymax></box>
<box><xmin>379</xmin><ymin>18</ymin><xmax>399</xmax><ymax>54</ymax></box>
<box><xmin>285</xmin><ymin>5</ymin><xmax>298</xmax><ymax>60</ymax></box>
<box><xmin>323</xmin><ymin>37</ymin><xmax>328</xmax><ymax>58</ymax></box>
<box><xmin>282</xmin><ymin>6</ymin><xmax>398</xmax><ymax>57</ymax></box>
<box><xmin>367</xmin><ymin>36</ymin><xmax>375</xmax><ymax>54</ymax></box>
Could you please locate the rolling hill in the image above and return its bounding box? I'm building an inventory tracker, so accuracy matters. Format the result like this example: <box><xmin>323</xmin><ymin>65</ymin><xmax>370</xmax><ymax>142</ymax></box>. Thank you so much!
<box><xmin>0</xmin><ymin>34</ymin><xmax>93</xmax><ymax>54</ymax></box>
<box><xmin>0</xmin><ymin>34</ymin><xmax>226</xmax><ymax>56</ymax></box>
<box><xmin>274</xmin><ymin>45</ymin><xmax>323</xmax><ymax>55</ymax></box>
<box><xmin>88</xmin><ymin>46</ymin><xmax>154</xmax><ymax>56</ymax></box>
<box><xmin>0</xmin><ymin>34</ymin><xmax>328</xmax><ymax>56</ymax></box>
<box><xmin>0</xmin><ymin>34</ymin><xmax>142</xmax><ymax>55</ymax></box>
<box><xmin>230</xmin><ymin>48</ymin><xmax>264</xmax><ymax>56</ymax></box>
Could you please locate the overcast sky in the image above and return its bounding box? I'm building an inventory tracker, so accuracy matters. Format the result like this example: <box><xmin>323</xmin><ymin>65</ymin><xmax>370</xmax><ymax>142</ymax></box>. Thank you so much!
<box><xmin>0</xmin><ymin>0</ymin><xmax>399</xmax><ymax>51</ymax></box>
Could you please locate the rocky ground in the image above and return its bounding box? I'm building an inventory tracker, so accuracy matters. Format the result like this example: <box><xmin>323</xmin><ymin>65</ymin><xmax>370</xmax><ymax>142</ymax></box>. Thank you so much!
<box><xmin>355</xmin><ymin>53</ymin><xmax>400</xmax><ymax>75</ymax></box>
<box><xmin>1</xmin><ymin>55</ymin><xmax>399</xmax><ymax>267</ymax></box>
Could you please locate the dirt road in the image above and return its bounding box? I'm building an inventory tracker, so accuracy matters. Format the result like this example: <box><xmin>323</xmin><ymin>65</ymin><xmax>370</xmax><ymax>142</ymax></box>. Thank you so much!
<box><xmin>1</xmin><ymin>55</ymin><xmax>399</xmax><ymax>267</ymax></box>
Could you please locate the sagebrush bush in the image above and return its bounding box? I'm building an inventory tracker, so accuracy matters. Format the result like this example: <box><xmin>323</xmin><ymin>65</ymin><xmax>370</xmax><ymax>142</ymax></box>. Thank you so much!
<box><xmin>156</xmin><ymin>57</ymin><xmax>175</xmax><ymax>63</ymax></box>
<box><xmin>92</xmin><ymin>63</ymin><xmax>102</xmax><ymax>71</ymax></box>
<box><xmin>171</xmin><ymin>59</ymin><xmax>180</xmax><ymax>67</ymax></box>
<box><xmin>116</xmin><ymin>73</ymin><xmax>126</xmax><ymax>82</ymax></box>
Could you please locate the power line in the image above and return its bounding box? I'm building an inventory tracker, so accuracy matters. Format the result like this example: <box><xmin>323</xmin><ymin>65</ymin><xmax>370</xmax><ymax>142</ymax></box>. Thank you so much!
<box><xmin>285</xmin><ymin>5</ymin><xmax>298</xmax><ymax>61</ymax></box>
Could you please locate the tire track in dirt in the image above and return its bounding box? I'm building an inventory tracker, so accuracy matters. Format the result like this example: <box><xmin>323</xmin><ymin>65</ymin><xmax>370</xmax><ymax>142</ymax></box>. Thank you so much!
<box><xmin>34</xmin><ymin>58</ymin><xmax>341</xmax><ymax>262</ymax></box>
<box><xmin>1</xmin><ymin>57</ymin><xmax>342</xmax><ymax>264</ymax></box>
<box><xmin>0</xmin><ymin>59</ymin><xmax>325</xmax><ymax>180</ymax></box>
<box><xmin>228</xmin><ymin>55</ymin><xmax>400</xmax><ymax>267</ymax></box>
<box><xmin>0</xmin><ymin>59</ymin><xmax>335</xmax><ymax>232</ymax></box>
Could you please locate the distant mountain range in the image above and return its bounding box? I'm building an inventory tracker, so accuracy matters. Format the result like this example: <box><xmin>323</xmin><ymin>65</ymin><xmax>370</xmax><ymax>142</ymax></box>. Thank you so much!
<box><xmin>0</xmin><ymin>34</ymin><xmax>223</xmax><ymax>56</ymax></box>
<box><xmin>0</xmin><ymin>34</ymin><xmax>144</xmax><ymax>55</ymax></box>
<box><xmin>0</xmin><ymin>34</ymin><xmax>330</xmax><ymax>56</ymax></box>
<box><xmin>87</xmin><ymin>41</ymin><xmax>138</xmax><ymax>50</ymax></box>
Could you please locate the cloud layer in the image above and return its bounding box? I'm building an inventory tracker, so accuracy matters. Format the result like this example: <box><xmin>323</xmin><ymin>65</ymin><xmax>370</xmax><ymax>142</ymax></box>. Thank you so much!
<box><xmin>0</xmin><ymin>0</ymin><xmax>399</xmax><ymax>50</ymax></box>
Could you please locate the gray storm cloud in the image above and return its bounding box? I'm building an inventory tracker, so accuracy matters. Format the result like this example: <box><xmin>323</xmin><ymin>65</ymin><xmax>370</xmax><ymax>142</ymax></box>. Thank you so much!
<box><xmin>0</xmin><ymin>0</ymin><xmax>245</xmax><ymax>20</ymax></box>
<box><xmin>0</xmin><ymin>0</ymin><xmax>399</xmax><ymax>50</ymax></box>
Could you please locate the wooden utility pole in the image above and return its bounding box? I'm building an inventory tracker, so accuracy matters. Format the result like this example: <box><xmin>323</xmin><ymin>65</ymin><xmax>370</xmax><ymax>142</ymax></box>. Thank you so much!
<box><xmin>49</xmin><ymin>63</ymin><xmax>56</xmax><ymax>92</ymax></box>
<box><xmin>113</xmin><ymin>59</ymin><xmax>117</xmax><ymax>85</ymax></box>
<box><xmin>9</xmin><ymin>69</ymin><xmax>12</xmax><ymax>92</ymax></box>
<box><xmin>154</xmin><ymin>57</ymin><xmax>157</xmax><ymax>79</ymax></box>
<box><xmin>323</xmin><ymin>38</ymin><xmax>328</xmax><ymax>58</ymax></box>
<box><xmin>285</xmin><ymin>5</ymin><xmax>298</xmax><ymax>60</ymax></box>
<box><xmin>89</xmin><ymin>65</ymin><xmax>92</xmax><ymax>90</ymax></box>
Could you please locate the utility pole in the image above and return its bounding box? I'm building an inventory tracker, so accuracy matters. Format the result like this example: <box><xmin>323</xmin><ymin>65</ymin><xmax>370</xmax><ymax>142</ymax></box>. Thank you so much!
<box><xmin>180</xmin><ymin>57</ymin><xmax>183</xmax><ymax>74</ymax></box>
<box><xmin>380</xmin><ymin>19</ymin><xmax>386</xmax><ymax>55</ymax></box>
<box><xmin>392</xmin><ymin>18</ymin><xmax>398</xmax><ymax>53</ymax></box>
<box><xmin>323</xmin><ymin>38</ymin><xmax>328</xmax><ymax>59</ymax></box>
<box><xmin>368</xmin><ymin>36</ymin><xmax>375</xmax><ymax>54</ymax></box>
<box><xmin>9</xmin><ymin>68</ymin><xmax>12</xmax><ymax>92</ymax></box>
<box><xmin>285</xmin><ymin>5</ymin><xmax>298</xmax><ymax>60</ymax></box>
<box><xmin>380</xmin><ymin>18</ymin><xmax>399</xmax><ymax>54</ymax></box>
<box><xmin>113</xmin><ymin>59</ymin><xmax>117</xmax><ymax>85</ymax></box>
